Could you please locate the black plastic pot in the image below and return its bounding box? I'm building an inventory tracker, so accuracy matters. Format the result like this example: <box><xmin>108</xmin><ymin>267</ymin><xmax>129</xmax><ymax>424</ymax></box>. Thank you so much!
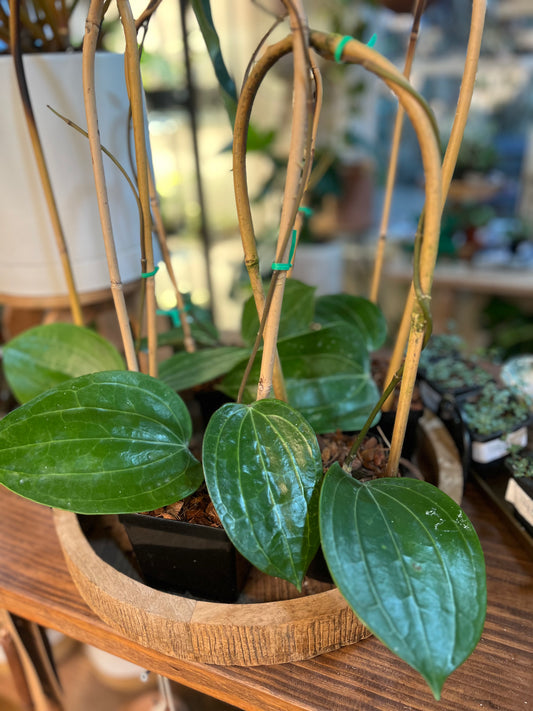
<box><xmin>505</xmin><ymin>474</ymin><xmax>533</xmax><ymax>538</ymax></box>
<box><xmin>376</xmin><ymin>407</ymin><xmax>424</xmax><ymax>460</ymax></box>
<box><xmin>119</xmin><ymin>513</ymin><xmax>250</xmax><ymax>603</ymax></box>
<box><xmin>438</xmin><ymin>391</ymin><xmax>530</xmax><ymax>478</ymax></box>
<box><xmin>418</xmin><ymin>377</ymin><xmax>487</xmax><ymax>414</ymax></box>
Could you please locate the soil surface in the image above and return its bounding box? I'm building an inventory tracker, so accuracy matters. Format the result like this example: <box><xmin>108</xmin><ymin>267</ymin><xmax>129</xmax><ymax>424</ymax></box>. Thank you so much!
<box><xmin>145</xmin><ymin>433</ymin><xmax>389</xmax><ymax>527</ymax></box>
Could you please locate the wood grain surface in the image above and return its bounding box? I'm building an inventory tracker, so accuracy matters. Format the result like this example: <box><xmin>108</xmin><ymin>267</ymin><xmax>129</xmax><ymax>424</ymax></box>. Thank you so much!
<box><xmin>0</xmin><ymin>482</ymin><xmax>531</xmax><ymax>711</ymax></box>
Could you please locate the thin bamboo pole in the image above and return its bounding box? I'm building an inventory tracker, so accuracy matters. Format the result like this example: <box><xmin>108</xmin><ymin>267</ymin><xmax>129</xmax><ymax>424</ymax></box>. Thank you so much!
<box><xmin>147</xmin><ymin>167</ymin><xmax>196</xmax><ymax>353</ymax></box>
<box><xmin>232</xmin><ymin>35</ymin><xmax>293</xmax><ymax>402</ymax></box>
<box><xmin>82</xmin><ymin>0</ymin><xmax>139</xmax><ymax>371</ymax></box>
<box><xmin>310</xmin><ymin>32</ymin><xmax>441</xmax><ymax>476</ymax></box>
<box><xmin>9</xmin><ymin>0</ymin><xmax>83</xmax><ymax>326</ymax></box>
<box><xmin>369</xmin><ymin>0</ymin><xmax>426</xmax><ymax>304</ymax></box>
<box><xmin>118</xmin><ymin>0</ymin><xmax>158</xmax><ymax>378</ymax></box>
<box><xmin>256</xmin><ymin>0</ymin><xmax>311</xmax><ymax>401</ymax></box>
<box><xmin>381</xmin><ymin>0</ymin><xmax>487</xmax><ymax>418</ymax></box>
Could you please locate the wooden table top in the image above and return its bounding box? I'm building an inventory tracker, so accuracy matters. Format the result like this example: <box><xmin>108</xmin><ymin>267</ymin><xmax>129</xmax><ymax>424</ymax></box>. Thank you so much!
<box><xmin>0</xmin><ymin>482</ymin><xmax>531</xmax><ymax>711</ymax></box>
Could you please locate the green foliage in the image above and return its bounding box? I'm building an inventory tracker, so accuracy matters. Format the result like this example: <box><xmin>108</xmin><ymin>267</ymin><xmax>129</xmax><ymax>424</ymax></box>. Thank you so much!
<box><xmin>314</xmin><ymin>293</ymin><xmax>387</xmax><ymax>351</ymax></box>
<box><xmin>189</xmin><ymin>0</ymin><xmax>238</xmax><ymax>126</ymax></box>
<box><xmin>241</xmin><ymin>279</ymin><xmax>316</xmax><ymax>346</ymax></box>
<box><xmin>202</xmin><ymin>399</ymin><xmax>323</xmax><ymax>588</ymax></box>
<box><xmin>3</xmin><ymin>323</ymin><xmax>125</xmax><ymax>403</ymax></box>
<box><xmin>462</xmin><ymin>382</ymin><xmax>530</xmax><ymax>437</ymax></box>
<box><xmin>0</xmin><ymin>371</ymin><xmax>203</xmax><ymax>513</ymax></box>
<box><xmin>159</xmin><ymin>346</ymin><xmax>250</xmax><ymax>392</ymax></box>
<box><xmin>221</xmin><ymin>323</ymin><xmax>380</xmax><ymax>433</ymax></box>
<box><xmin>225</xmin><ymin>282</ymin><xmax>385</xmax><ymax>433</ymax></box>
<box><xmin>320</xmin><ymin>463</ymin><xmax>487</xmax><ymax>699</ymax></box>
<box><xmin>506</xmin><ymin>450</ymin><xmax>533</xmax><ymax>478</ymax></box>
<box><xmin>419</xmin><ymin>354</ymin><xmax>493</xmax><ymax>392</ymax></box>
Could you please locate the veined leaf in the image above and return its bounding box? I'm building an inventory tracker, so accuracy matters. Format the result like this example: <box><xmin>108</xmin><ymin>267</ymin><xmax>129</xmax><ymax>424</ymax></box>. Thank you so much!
<box><xmin>286</xmin><ymin>373</ymin><xmax>380</xmax><ymax>433</ymax></box>
<box><xmin>189</xmin><ymin>0</ymin><xmax>238</xmax><ymax>126</ymax></box>
<box><xmin>314</xmin><ymin>294</ymin><xmax>387</xmax><ymax>351</ymax></box>
<box><xmin>0</xmin><ymin>371</ymin><xmax>203</xmax><ymax>514</ymax></box>
<box><xmin>320</xmin><ymin>464</ymin><xmax>487</xmax><ymax>699</ymax></box>
<box><xmin>221</xmin><ymin>324</ymin><xmax>380</xmax><ymax>432</ymax></box>
<box><xmin>241</xmin><ymin>279</ymin><xmax>316</xmax><ymax>346</ymax></box>
<box><xmin>3</xmin><ymin>323</ymin><xmax>125</xmax><ymax>403</ymax></box>
<box><xmin>159</xmin><ymin>346</ymin><xmax>250</xmax><ymax>392</ymax></box>
<box><xmin>203</xmin><ymin>399</ymin><xmax>323</xmax><ymax>588</ymax></box>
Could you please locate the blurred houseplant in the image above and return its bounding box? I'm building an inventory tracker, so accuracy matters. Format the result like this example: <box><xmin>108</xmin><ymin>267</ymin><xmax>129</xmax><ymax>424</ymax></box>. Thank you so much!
<box><xmin>0</xmin><ymin>0</ymin><xmax>489</xmax><ymax>701</ymax></box>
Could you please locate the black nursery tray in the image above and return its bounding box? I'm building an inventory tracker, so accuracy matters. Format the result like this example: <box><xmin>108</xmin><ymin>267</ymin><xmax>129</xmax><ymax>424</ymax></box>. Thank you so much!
<box><xmin>471</xmin><ymin>467</ymin><xmax>533</xmax><ymax>556</ymax></box>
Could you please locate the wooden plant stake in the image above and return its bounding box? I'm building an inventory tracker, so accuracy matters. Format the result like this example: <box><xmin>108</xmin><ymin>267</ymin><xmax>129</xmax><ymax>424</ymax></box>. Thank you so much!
<box><xmin>8</xmin><ymin>0</ymin><xmax>83</xmax><ymax>327</ymax></box>
<box><xmin>381</xmin><ymin>0</ymin><xmax>487</xmax><ymax>417</ymax></box>
<box><xmin>83</xmin><ymin>0</ymin><xmax>139</xmax><ymax>372</ymax></box>
<box><xmin>369</xmin><ymin>0</ymin><xmax>426</xmax><ymax>304</ymax></box>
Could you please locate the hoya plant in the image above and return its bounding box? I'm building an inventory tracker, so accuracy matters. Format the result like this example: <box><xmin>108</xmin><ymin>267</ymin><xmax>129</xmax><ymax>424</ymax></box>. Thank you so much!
<box><xmin>0</xmin><ymin>0</ymin><xmax>488</xmax><ymax>701</ymax></box>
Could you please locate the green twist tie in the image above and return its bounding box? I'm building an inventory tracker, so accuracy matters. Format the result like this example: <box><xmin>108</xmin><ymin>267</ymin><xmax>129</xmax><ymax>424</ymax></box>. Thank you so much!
<box><xmin>157</xmin><ymin>307</ymin><xmax>180</xmax><ymax>327</ymax></box>
<box><xmin>156</xmin><ymin>303</ymin><xmax>191</xmax><ymax>327</ymax></box>
<box><xmin>298</xmin><ymin>206</ymin><xmax>314</xmax><ymax>217</ymax></box>
<box><xmin>141</xmin><ymin>266</ymin><xmax>160</xmax><ymax>278</ymax></box>
<box><xmin>367</xmin><ymin>33</ymin><xmax>377</xmax><ymax>48</ymax></box>
<box><xmin>334</xmin><ymin>35</ymin><xmax>352</xmax><ymax>64</ymax></box>
<box><xmin>272</xmin><ymin>230</ymin><xmax>297</xmax><ymax>271</ymax></box>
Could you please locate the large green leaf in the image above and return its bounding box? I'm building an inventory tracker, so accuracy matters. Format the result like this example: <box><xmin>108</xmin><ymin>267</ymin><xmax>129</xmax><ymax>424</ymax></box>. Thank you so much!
<box><xmin>202</xmin><ymin>399</ymin><xmax>323</xmax><ymax>588</ymax></box>
<box><xmin>221</xmin><ymin>324</ymin><xmax>380</xmax><ymax>432</ymax></box>
<box><xmin>2</xmin><ymin>323</ymin><xmax>125</xmax><ymax>403</ymax></box>
<box><xmin>240</xmin><ymin>279</ymin><xmax>316</xmax><ymax>346</ymax></box>
<box><xmin>189</xmin><ymin>0</ymin><xmax>238</xmax><ymax>126</ymax></box>
<box><xmin>320</xmin><ymin>464</ymin><xmax>487</xmax><ymax>699</ymax></box>
<box><xmin>0</xmin><ymin>371</ymin><xmax>203</xmax><ymax>514</ymax></box>
<box><xmin>159</xmin><ymin>346</ymin><xmax>250</xmax><ymax>392</ymax></box>
<box><xmin>314</xmin><ymin>294</ymin><xmax>387</xmax><ymax>351</ymax></box>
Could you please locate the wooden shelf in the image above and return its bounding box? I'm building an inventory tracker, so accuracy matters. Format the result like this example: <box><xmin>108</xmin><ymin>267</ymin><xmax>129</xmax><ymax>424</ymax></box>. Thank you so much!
<box><xmin>0</xmin><ymin>482</ymin><xmax>531</xmax><ymax>711</ymax></box>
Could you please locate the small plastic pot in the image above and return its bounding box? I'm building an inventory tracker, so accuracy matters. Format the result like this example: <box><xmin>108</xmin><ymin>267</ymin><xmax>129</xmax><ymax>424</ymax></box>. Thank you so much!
<box><xmin>119</xmin><ymin>513</ymin><xmax>250</xmax><ymax>603</ymax></box>
<box><xmin>505</xmin><ymin>473</ymin><xmax>533</xmax><ymax>537</ymax></box>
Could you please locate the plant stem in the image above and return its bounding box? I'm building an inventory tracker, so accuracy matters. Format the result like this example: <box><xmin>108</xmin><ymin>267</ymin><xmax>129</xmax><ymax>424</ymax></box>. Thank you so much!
<box><xmin>256</xmin><ymin>0</ymin><xmax>311</xmax><ymax>401</ymax></box>
<box><xmin>232</xmin><ymin>35</ymin><xmax>292</xmax><ymax>401</ymax></box>
<box><xmin>147</xmin><ymin>167</ymin><xmax>196</xmax><ymax>353</ymax></box>
<box><xmin>381</xmin><ymin>0</ymin><xmax>487</xmax><ymax>416</ymax></box>
<box><xmin>118</xmin><ymin>0</ymin><xmax>158</xmax><ymax>378</ymax></box>
<box><xmin>135</xmin><ymin>0</ymin><xmax>164</xmax><ymax>31</ymax></box>
<box><xmin>9</xmin><ymin>0</ymin><xmax>83</xmax><ymax>326</ymax></box>
<box><xmin>310</xmin><ymin>32</ymin><xmax>442</xmax><ymax>477</ymax></box>
<box><xmin>369</xmin><ymin>0</ymin><xmax>426</xmax><ymax>303</ymax></box>
<box><xmin>83</xmin><ymin>0</ymin><xmax>138</xmax><ymax>371</ymax></box>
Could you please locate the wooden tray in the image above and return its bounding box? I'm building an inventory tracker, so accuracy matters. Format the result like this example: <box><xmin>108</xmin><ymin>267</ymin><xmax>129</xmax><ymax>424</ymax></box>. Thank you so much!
<box><xmin>53</xmin><ymin>410</ymin><xmax>463</xmax><ymax>667</ymax></box>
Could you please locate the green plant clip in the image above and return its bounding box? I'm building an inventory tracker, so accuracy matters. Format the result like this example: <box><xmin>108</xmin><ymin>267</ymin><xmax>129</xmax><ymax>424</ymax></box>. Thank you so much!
<box><xmin>298</xmin><ymin>206</ymin><xmax>314</xmax><ymax>217</ymax></box>
<box><xmin>272</xmin><ymin>230</ymin><xmax>297</xmax><ymax>271</ymax></box>
<box><xmin>156</xmin><ymin>308</ymin><xmax>181</xmax><ymax>327</ymax></box>
<box><xmin>141</xmin><ymin>266</ymin><xmax>160</xmax><ymax>278</ymax></box>
<box><xmin>334</xmin><ymin>35</ymin><xmax>353</xmax><ymax>64</ymax></box>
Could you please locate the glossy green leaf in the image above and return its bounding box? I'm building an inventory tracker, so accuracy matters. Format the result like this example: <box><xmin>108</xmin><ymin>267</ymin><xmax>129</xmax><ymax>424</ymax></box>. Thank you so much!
<box><xmin>189</xmin><ymin>0</ymin><xmax>238</xmax><ymax>126</ymax></box>
<box><xmin>320</xmin><ymin>464</ymin><xmax>487</xmax><ymax>699</ymax></box>
<box><xmin>3</xmin><ymin>323</ymin><xmax>125</xmax><ymax>403</ymax></box>
<box><xmin>203</xmin><ymin>399</ymin><xmax>323</xmax><ymax>588</ymax></box>
<box><xmin>221</xmin><ymin>324</ymin><xmax>380</xmax><ymax>432</ymax></box>
<box><xmin>314</xmin><ymin>294</ymin><xmax>387</xmax><ymax>351</ymax></box>
<box><xmin>159</xmin><ymin>346</ymin><xmax>250</xmax><ymax>392</ymax></box>
<box><xmin>241</xmin><ymin>279</ymin><xmax>316</xmax><ymax>346</ymax></box>
<box><xmin>0</xmin><ymin>371</ymin><xmax>203</xmax><ymax>514</ymax></box>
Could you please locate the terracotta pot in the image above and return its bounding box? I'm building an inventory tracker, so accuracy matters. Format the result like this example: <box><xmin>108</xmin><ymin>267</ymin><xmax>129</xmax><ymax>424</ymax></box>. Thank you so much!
<box><xmin>0</xmin><ymin>52</ymin><xmax>143</xmax><ymax>305</ymax></box>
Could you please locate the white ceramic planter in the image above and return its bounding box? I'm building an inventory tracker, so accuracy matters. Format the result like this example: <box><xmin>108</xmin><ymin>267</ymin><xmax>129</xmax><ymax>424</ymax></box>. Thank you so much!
<box><xmin>0</xmin><ymin>52</ymin><xmax>143</xmax><ymax>304</ymax></box>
